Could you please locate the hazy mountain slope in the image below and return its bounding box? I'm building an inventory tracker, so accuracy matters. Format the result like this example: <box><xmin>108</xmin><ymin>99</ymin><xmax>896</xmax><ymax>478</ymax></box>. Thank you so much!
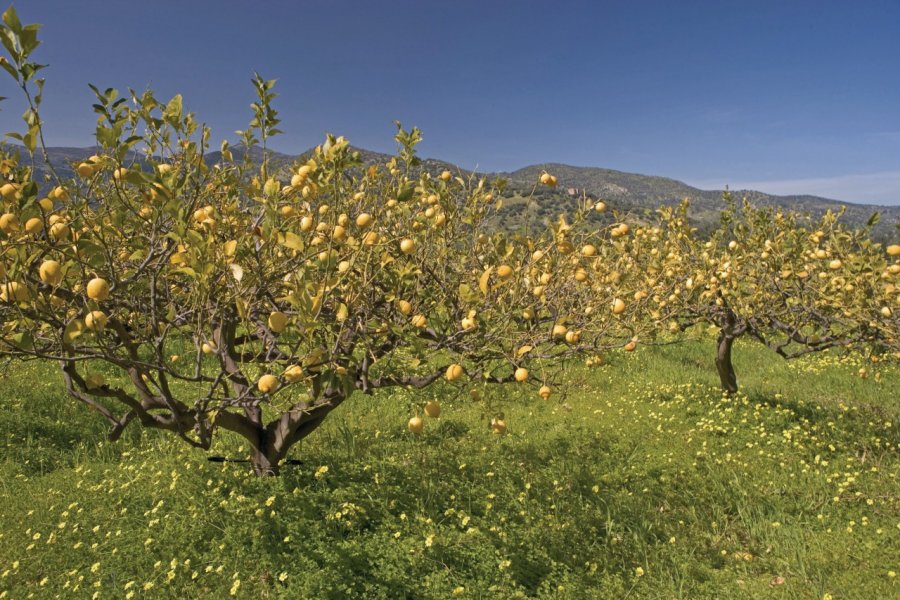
<box><xmin>9</xmin><ymin>144</ymin><xmax>899</xmax><ymax>240</ymax></box>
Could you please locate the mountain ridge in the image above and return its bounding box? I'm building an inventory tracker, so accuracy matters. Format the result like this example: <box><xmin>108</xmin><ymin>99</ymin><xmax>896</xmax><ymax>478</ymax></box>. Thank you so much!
<box><xmin>5</xmin><ymin>143</ymin><xmax>898</xmax><ymax>239</ymax></box>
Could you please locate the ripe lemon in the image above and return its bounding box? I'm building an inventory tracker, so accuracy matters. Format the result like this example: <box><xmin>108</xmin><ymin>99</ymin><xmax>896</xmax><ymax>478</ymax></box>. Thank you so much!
<box><xmin>491</xmin><ymin>418</ymin><xmax>508</xmax><ymax>434</ymax></box>
<box><xmin>399</xmin><ymin>238</ymin><xmax>416</xmax><ymax>254</ymax></box>
<box><xmin>446</xmin><ymin>364</ymin><xmax>464</xmax><ymax>381</ymax></box>
<box><xmin>283</xmin><ymin>365</ymin><xmax>304</xmax><ymax>383</ymax></box>
<box><xmin>49</xmin><ymin>222</ymin><xmax>70</xmax><ymax>241</ymax></box>
<box><xmin>496</xmin><ymin>265</ymin><xmax>514</xmax><ymax>279</ymax></box>
<box><xmin>424</xmin><ymin>401</ymin><xmax>441</xmax><ymax>418</ymax></box>
<box><xmin>356</xmin><ymin>213</ymin><xmax>373</xmax><ymax>228</ymax></box>
<box><xmin>257</xmin><ymin>374</ymin><xmax>279</xmax><ymax>394</ymax></box>
<box><xmin>86</xmin><ymin>278</ymin><xmax>110</xmax><ymax>301</ymax></box>
<box><xmin>539</xmin><ymin>385</ymin><xmax>552</xmax><ymax>400</ymax></box>
<box><xmin>514</xmin><ymin>367</ymin><xmax>529</xmax><ymax>382</ymax></box>
<box><xmin>39</xmin><ymin>260</ymin><xmax>63</xmax><ymax>285</ymax></box>
<box><xmin>612</xmin><ymin>298</ymin><xmax>626</xmax><ymax>314</ymax></box>
<box><xmin>886</xmin><ymin>244</ymin><xmax>900</xmax><ymax>256</ymax></box>
<box><xmin>24</xmin><ymin>217</ymin><xmax>43</xmax><ymax>235</ymax></box>
<box><xmin>0</xmin><ymin>281</ymin><xmax>30</xmax><ymax>303</ymax></box>
<box><xmin>268</xmin><ymin>311</ymin><xmax>289</xmax><ymax>333</ymax></box>
<box><xmin>439</xmin><ymin>170</ymin><xmax>452</xmax><ymax>182</ymax></box>
<box><xmin>0</xmin><ymin>213</ymin><xmax>19</xmax><ymax>233</ymax></box>
<box><xmin>85</xmin><ymin>310</ymin><xmax>108</xmax><ymax>331</ymax></box>
<box><xmin>408</xmin><ymin>415</ymin><xmax>424</xmax><ymax>433</ymax></box>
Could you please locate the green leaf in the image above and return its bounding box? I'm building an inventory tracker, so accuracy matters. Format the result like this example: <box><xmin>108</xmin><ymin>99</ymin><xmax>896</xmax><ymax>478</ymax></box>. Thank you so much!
<box><xmin>0</xmin><ymin>30</ymin><xmax>18</xmax><ymax>64</ymax></box>
<box><xmin>396</xmin><ymin>184</ymin><xmax>415</xmax><ymax>203</ymax></box>
<box><xmin>19</xmin><ymin>24</ymin><xmax>41</xmax><ymax>57</ymax></box>
<box><xmin>21</xmin><ymin>62</ymin><xmax>46</xmax><ymax>81</ymax></box>
<box><xmin>163</xmin><ymin>94</ymin><xmax>183</xmax><ymax>124</ymax></box>
<box><xmin>2</xmin><ymin>6</ymin><xmax>22</xmax><ymax>32</ymax></box>
<box><xmin>22</xmin><ymin>128</ymin><xmax>35</xmax><ymax>152</ymax></box>
<box><xmin>0</xmin><ymin>57</ymin><xmax>17</xmax><ymax>80</ymax></box>
<box><xmin>95</xmin><ymin>124</ymin><xmax>118</xmax><ymax>148</ymax></box>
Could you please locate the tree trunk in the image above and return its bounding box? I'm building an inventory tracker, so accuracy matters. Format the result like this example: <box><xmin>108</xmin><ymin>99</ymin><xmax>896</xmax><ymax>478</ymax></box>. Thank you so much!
<box><xmin>249</xmin><ymin>445</ymin><xmax>280</xmax><ymax>476</ymax></box>
<box><xmin>715</xmin><ymin>332</ymin><xmax>738</xmax><ymax>394</ymax></box>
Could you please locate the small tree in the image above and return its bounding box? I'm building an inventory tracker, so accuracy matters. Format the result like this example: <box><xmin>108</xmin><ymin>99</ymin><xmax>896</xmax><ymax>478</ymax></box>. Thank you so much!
<box><xmin>657</xmin><ymin>196</ymin><xmax>899</xmax><ymax>393</ymax></box>
<box><xmin>0</xmin><ymin>9</ymin><xmax>673</xmax><ymax>474</ymax></box>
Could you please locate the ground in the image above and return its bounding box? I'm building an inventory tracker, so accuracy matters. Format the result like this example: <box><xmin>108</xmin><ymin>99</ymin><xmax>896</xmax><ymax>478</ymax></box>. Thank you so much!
<box><xmin>0</xmin><ymin>339</ymin><xmax>897</xmax><ymax>599</ymax></box>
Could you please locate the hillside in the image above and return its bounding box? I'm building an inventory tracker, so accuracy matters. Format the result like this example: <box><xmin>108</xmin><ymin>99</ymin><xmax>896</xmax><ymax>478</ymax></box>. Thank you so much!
<box><xmin>7</xmin><ymin>144</ymin><xmax>899</xmax><ymax>239</ymax></box>
<box><xmin>502</xmin><ymin>163</ymin><xmax>899</xmax><ymax>239</ymax></box>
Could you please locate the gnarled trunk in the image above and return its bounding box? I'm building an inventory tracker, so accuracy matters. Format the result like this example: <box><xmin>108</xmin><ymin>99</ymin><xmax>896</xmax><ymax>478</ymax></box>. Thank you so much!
<box><xmin>715</xmin><ymin>332</ymin><xmax>738</xmax><ymax>394</ymax></box>
<box><xmin>249</xmin><ymin>444</ymin><xmax>280</xmax><ymax>476</ymax></box>
<box><xmin>243</xmin><ymin>400</ymin><xmax>340</xmax><ymax>476</ymax></box>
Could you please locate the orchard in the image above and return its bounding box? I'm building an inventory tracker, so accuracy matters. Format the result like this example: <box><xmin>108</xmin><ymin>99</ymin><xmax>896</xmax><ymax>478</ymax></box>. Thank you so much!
<box><xmin>1</xmin><ymin>8</ymin><xmax>897</xmax><ymax>476</ymax></box>
<box><xmin>0</xmin><ymin>8</ymin><xmax>677</xmax><ymax>475</ymax></box>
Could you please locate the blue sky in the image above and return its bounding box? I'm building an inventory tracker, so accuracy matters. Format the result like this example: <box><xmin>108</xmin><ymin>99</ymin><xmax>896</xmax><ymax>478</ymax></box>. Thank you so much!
<box><xmin>4</xmin><ymin>0</ymin><xmax>900</xmax><ymax>205</ymax></box>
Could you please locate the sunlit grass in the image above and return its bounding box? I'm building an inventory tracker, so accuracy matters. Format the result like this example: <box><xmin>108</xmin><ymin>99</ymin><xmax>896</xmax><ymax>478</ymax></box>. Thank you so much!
<box><xmin>0</xmin><ymin>339</ymin><xmax>897</xmax><ymax>598</ymax></box>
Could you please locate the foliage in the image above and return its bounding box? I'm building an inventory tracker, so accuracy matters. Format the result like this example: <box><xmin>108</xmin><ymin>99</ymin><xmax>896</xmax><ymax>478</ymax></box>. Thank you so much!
<box><xmin>648</xmin><ymin>196</ymin><xmax>899</xmax><ymax>392</ymax></box>
<box><xmin>0</xmin><ymin>7</ymin><xmax>674</xmax><ymax>474</ymax></box>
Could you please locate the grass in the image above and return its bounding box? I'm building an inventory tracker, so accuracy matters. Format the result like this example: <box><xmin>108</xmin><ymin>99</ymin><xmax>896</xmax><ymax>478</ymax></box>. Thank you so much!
<box><xmin>0</xmin><ymin>338</ymin><xmax>897</xmax><ymax>598</ymax></box>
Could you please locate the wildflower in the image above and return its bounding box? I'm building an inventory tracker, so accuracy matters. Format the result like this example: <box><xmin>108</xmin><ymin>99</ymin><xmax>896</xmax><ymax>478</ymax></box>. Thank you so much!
<box><xmin>635</xmin><ymin>566</ymin><xmax>645</xmax><ymax>577</ymax></box>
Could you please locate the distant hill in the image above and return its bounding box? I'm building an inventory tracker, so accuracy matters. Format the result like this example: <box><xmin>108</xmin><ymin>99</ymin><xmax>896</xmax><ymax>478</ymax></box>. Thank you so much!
<box><xmin>8</xmin><ymin>144</ymin><xmax>899</xmax><ymax>240</ymax></box>
<box><xmin>501</xmin><ymin>163</ymin><xmax>900</xmax><ymax>239</ymax></box>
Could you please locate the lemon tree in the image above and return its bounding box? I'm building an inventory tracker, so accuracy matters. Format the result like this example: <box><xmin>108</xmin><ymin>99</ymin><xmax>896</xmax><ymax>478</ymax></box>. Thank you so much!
<box><xmin>0</xmin><ymin>10</ymin><xmax>664</xmax><ymax>474</ymax></box>
<box><xmin>656</xmin><ymin>196</ymin><xmax>899</xmax><ymax>393</ymax></box>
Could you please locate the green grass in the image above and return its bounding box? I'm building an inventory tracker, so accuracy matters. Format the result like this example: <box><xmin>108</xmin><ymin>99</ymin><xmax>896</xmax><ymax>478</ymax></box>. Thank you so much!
<box><xmin>0</xmin><ymin>339</ymin><xmax>897</xmax><ymax>598</ymax></box>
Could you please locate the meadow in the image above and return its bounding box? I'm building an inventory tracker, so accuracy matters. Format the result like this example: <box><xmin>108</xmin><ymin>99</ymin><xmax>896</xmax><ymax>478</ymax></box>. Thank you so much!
<box><xmin>0</xmin><ymin>338</ymin><xmax>896</xmax><ymax>599</ymax></box>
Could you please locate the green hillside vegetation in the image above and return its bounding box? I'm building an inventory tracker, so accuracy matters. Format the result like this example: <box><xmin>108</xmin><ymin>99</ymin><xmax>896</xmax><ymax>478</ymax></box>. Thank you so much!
<box><xmin>1</xmin><ymin>340</ymin><xmax>896</xmax><ymax>598</ymax></box>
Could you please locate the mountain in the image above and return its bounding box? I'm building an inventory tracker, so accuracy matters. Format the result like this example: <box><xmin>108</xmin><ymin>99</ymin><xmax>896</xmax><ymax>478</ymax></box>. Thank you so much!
<box><xmin>7</xmin><ymin>144</ymin><xmax>899</xmax><ymax>240</ymax></box>
<box><xmin>500</xmin><ymin>163</ymin><xmax>900</xmax><ymax>239</ymax></box>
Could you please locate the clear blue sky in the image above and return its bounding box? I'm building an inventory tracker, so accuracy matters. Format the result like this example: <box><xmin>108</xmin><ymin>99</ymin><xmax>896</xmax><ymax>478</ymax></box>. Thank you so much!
<box><xmin>4</xmin><ymin>0</ymin><xmax>900</xmax><ymax>205</ymax></box>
